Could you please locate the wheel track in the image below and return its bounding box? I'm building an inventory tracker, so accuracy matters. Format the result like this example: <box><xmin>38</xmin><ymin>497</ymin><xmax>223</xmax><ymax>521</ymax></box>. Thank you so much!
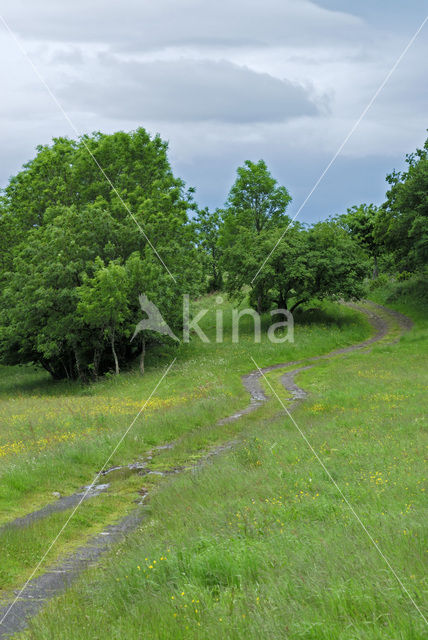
<box><xmin>0</xmin><ymin>302</ymin><xmax>412</xmax><ymax>638</ymax></box>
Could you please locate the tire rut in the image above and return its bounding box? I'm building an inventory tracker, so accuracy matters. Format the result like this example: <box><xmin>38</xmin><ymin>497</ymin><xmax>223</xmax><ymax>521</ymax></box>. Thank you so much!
<box><xmin>0</xmin><ymin>302</ymin><xmax>412</xmax><ymax>638</ymax></box>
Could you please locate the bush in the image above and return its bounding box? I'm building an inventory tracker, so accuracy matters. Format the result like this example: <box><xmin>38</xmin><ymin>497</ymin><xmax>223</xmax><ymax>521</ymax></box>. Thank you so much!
<box><xmin>368</xmin><ymin>273</ymin><xmax>390</xmax><ymax>291</ymax></box>
<box><xmin>396</xmin><ymin>270</ymin><xmax>413</xmax><ymax>282</ymax></box>
<box><xmin>387</xmin><ymin>272</ymin><xmax>428</xmax><ymax>303</ymax></box>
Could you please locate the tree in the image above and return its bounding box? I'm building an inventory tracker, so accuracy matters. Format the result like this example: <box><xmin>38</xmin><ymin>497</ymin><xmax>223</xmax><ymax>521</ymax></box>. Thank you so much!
<box><xmin>221</xmin><ymin>159</ymin><xmax>292</xmax><ymax>313</ymax></box>
<box><xmin>78</xmin><ymin>260</ymin><xmax>130</xmax><ymax>375</ymax></box>
<box><xmin>234</xmin><ymin>221</ymin><xmax>367</xmax><ymax>314</ymax></box>
<box><xmin>0</xmin><ymin>205</ymin><xmax>121</xmax><ymax>379</ymax></box>
<box><xmin>375</xmin><ymin>136</ymin><xmax>428</xmax><ymax>271</ymax></box>
<box><xmin>337</xmin><ymin>204</ymin><xmax>380</xmax><ymax>277</ymax></box>
<box><xmin>222</xmin><ymin>159</ymin><xmax>292</xmax><ymax>234</ymax></box>
<box><xmin>220</xmin><ymin>158</ymin><xmax>368</xmax><ymax>313</ymax></box>
<box><xmin>0</xmin><ymin>129</ymin><xmax>202</xmax><ymax>380</ymax></box>
<box><xmin>195</xmin><ymin>207</ymin><xmax>223</xmax><ymax>291</ymax></box>
<box><xmin>303</xmin><ymin>221</ymin><xmax>368</xmax><ymax>306</ymax></box>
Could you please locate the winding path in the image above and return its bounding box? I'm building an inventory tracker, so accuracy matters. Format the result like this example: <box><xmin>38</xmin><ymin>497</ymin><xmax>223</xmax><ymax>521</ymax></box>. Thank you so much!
<box><xmin>0</xmin><ymin>301</ymin><xmax>412</xmax><ymax>639</ymax></box>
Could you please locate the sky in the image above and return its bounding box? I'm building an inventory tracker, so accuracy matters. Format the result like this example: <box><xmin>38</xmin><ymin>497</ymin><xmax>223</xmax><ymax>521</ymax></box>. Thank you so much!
<box><xmin>0</xmin><ymin>1</ymin><xmax>427</xmax><ymax>223</ymax></box>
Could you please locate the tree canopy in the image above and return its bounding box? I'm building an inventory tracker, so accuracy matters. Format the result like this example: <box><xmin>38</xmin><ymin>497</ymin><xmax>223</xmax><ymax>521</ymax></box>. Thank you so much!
<box><xmin>336</xmin><ymin>203</ymin><xmax>380</xmax><ymax>277</ymax></box>
<box><xmin>220</xmin><ymin>160</ymin><xmax>368</xmax><ymax>313</ymax></box>
<box><xmin>0</xmin><ymin>129</ymin><xmax>201</xmax><ymax>379</ymax></box>
<box><xmin>2</xmin><ymin>128</ymin><xmax>425</xmax><ymax>381</ymax></box>
<box><xmin>194</xmin><ymin>207</ymin><xmax>223</xmax><ymax>291</ymax></box>
<box><xmin>375</xmin><ymin>136</ymin><xmax>428</xmax><ymax>271</ymax></box>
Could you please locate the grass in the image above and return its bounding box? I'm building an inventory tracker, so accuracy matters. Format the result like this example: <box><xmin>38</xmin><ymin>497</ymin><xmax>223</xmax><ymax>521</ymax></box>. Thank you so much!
<box><xmin>0</xmin><ymin>299</ymin><xmax>368</xmax><ymax>597</ymax></box>
<box><xmin>1</xmin><ymin>287</ymin><xmax>427</xmax><ymax>638</ymax></box>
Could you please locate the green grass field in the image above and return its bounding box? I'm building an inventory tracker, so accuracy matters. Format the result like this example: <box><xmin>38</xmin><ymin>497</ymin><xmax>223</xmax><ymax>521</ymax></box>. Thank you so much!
<box><xmin>0</xmin><ymin>284</ymin><xmax>426</xmax><ymax>638</ymax></box>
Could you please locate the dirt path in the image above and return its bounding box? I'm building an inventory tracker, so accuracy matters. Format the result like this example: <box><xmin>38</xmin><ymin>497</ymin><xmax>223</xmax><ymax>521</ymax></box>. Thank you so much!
<box><xmin>223</xmin><ymin>301</ymin><xmax>412</xmax><ymax>420</ymax></box>
<box><xmin>0</xmin><ymin>441</ymin><xmax>236</xmax><ymax>639</ymax></box>
<box><xmin>0</xmin><ymin>302</ymin><xmax>412</xmax><ymax>639</ymax></box>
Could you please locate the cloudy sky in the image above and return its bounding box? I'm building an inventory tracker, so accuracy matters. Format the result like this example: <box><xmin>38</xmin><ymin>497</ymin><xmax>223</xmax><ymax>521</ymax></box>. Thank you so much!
<box><xmin>0</xmin><ymin>1</ymin><xmax>427</xmax><ymax>222</ymax></box>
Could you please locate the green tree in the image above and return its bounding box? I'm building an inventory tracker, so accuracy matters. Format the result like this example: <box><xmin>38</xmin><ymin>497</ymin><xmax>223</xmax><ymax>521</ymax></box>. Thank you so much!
<box><xmin>223</xmin><ymin>159</ymin><xmax>292</xmax><ymax>234</ymax></box>
<box><xmin>236</xmin><ymin>221</ymin><xmax>367</xmax><ymax>314</ymax></box>
<box><xmin>78</xmin><ymin>260</ymin><xmax>130</xmax><ymax>375</ymax></box>
<box><xmin>0</xmin><ymin>205</ymin><xmax>123</xmax><ymax>379</ymax></box>
<box><xmin>304</xmin><ymin>221</ymin><xmax>368</xmax><ymax>306</ymax></box>
<box><xmin>220</xmin><ymin>156</ymin><xmax>368</xmax><ymax>313</ymax></box>
<box><xmin>221</xmin><ymin>160</ymin><xmax>292</xmax><ymax>312</ymax></box>
<box><xmin>337</xmin><ymin>204</ymin><xmax>380</xmax><ymax>277</ymax></box>
<box><xmin>375</xmin><ymin>136</ymin><xmax>428</xmax><ymax>271</ymax></box>
<box><xmin>0</xmin><ymin>129</ymin><xmax>201</xmax><ymax>380</ymax></box>
<box><xmin>195</xmin><ymin>207</ymin><xmax>223</xmax><ymax>291</ymax></box>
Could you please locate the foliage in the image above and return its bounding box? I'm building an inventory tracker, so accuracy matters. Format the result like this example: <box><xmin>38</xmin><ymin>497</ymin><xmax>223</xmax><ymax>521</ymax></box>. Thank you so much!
<box><xmin>336</xmin><ymin>203</ymin><xmax>380</xmax><ymax>277</ymax></box>
<box><xmin>78</xmin><ymin>260</ymin><xmax>130</xmax><ymax>375</ymax></box>
<box><xmin>222</xmin><ymin>159</ymin><xmax>292</xmax><ymax>234</ymax></box>
<box><xmin>375</xmin><ymin>136</ymin><xmax>428</xmax><ymax>271</ymax></box>
<box><xmin>0</xmin><ymin>130</ymin><xmax>201</xmax><ymax>379</ymax></box>
<box><xmin>221</xmin><ymin>160</ymin><xmax>368</xmax><ymax>312</ymax></box>
<box><xmin>377</xmin><ymin>269</ymin><xmax>428</xmax><ymax>305</ymax></box>
<box><xmin>220</xmin><ymin>159</ymin><xmax>292</xmax><ymax>312</ymax></box>
<box><xmin>2</xmin><ymin>129</ymin><xmax>426</xmax><ymax>382</ymax></box>
<box><xmin>194</xmin><ymin>207</ymin><xmax>223</xmax><ymax>291</ymax></box>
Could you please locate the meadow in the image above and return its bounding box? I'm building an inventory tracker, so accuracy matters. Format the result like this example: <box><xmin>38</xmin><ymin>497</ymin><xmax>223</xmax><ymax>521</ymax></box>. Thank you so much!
<box><xmin>0</xmin><ymin>280</ymin><xmax>425</xmax><ymax>638</ymax></box>
<box><xmin>0</xmin><ymin>299</ymin><xmax>367</xmax><ymax>595</ymax></box>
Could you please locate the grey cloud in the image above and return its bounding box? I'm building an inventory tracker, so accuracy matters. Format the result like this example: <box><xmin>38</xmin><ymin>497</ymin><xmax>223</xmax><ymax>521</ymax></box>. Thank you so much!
<box><xmin>3</xmin><ymin>0</ymin><xmax>365</xmax><ymax>50</ymax></box>
<box><xmin>50</xmin><ymin>47</ymin><xmax>85</xmax><ymax>66</ymax></box>
<box><xmin>1</xmin><ymin>0</ymin><xmax>425</xmax><ymax>227</ymax></box>
<box><xmin>60</xmin><ymin>58</ymin><xmax>320</xmax><ymax>123</ymax></box>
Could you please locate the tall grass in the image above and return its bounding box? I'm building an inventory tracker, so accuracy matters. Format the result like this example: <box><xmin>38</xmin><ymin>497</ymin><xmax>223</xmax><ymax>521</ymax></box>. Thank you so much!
<box><xmin>15</xmin><ymin>287</ymin><xmax>428</xmax><ymax>638</ymax></box>
<box><xmin>0</xmin><ymin>300</ymin><xmax>370</xmax><ymax>595</ymax></box>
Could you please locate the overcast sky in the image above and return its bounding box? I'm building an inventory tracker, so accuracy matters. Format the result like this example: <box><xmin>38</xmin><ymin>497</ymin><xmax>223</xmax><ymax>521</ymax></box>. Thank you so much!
<box><xmin>0</xmin><ymin>1</ymin><xmax>427</xmax><ymax>222</ymax></box>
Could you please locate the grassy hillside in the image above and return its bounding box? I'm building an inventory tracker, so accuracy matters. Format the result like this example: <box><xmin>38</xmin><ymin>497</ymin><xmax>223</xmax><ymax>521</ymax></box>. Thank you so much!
<box><xmin>0</xmin><ymin>300</ymin><xmax>368</xmax><ymax>596</ymax></box>
<box><xmin>3</xmin><ymin>283</ymin><xmax>425</xmax><ymax>639</ymax></box>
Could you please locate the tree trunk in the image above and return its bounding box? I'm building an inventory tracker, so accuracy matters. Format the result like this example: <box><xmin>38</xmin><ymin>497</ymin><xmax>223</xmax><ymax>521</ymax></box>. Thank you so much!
<box><xmin>74</xmin><ymin>348</ymin><xmax>88</xmax><ymax>382</ymax></box>
<box><xmin>111</xmin><ymin>327</ymin><xmax>119</xmax><ymax>375</ymax></box>
<box><xmin>372</xmin><ymin>254</ymin><xmax>379</xmax><ymax>279</ymax></box>
<box><xmin>93</xmin><ymin>347</ymin><xmax>101</xmax><ymax>378</ymax></box>
<box><xmin>40</xmin><ymin>359</ymin><xmax>56</xmax><ymax>378</ymax></box>
<box><xmin>290</xmin><ymin>299</ymin><xmax>306</xmax><ymax>314</ymax></box>
<box><xmin>278</xmin><ymin>292</ymin><xmax>288</xmax><ymax>310</ymax></box>
<box><xmin>257</xmin><ymin>295</ymin><xmax>262</xmax><ymax>315</ymax></box>
<box><xmin>139</xmin><ymin>337</ymin><xmax>146</xmax><ymax>375</ymax></box>
<box><xmin>61</xmin><ymin>358</ymin><xmax>70</xmax><ymax>380</ymax></box>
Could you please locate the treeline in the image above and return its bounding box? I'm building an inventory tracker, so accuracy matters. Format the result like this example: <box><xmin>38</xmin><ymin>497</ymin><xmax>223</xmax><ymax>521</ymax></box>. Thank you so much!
<box><xmin>0</xmin><ymin>129</ymin><xmax>426</xmax><ymax>380</ymax></box>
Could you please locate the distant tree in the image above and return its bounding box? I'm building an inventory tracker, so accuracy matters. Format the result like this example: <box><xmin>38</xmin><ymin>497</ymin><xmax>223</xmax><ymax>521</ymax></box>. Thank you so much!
<box><xmin>222</xmin><ymin>159</ymin><xmax>292</xmax><ymax>234</ymax></box>
<box><xmin>303</xmin><ymin>221</ymin><xmax>368</xmax><ymax>307</ymax></box>
<box><xmin>195</xmin><ymin>207</ymin><xmax>223</xmax><ymax>291</ymax></box>
<box><xmin>249</xmin><ymin>221</ymin><xmax>367</xmax><ymax>313</ymax></box>
<box><xmin>220</xmin><ymin>159</ymin><xmax>367</xmax><ymax>313</ymax></box>
<box><xmin>375</xmin><ymin>136</ymin><xmax>428</xmax><ymax>271</ymax></box>
<box><xmin>221</xmin><ymin>159</ymin><xmax>292</xmax><ymax>313</ymax></box>
<box><xmin>337</xmin><ymin>204</ymin><xmax>380</xmax><ymax>277</ymax></box>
